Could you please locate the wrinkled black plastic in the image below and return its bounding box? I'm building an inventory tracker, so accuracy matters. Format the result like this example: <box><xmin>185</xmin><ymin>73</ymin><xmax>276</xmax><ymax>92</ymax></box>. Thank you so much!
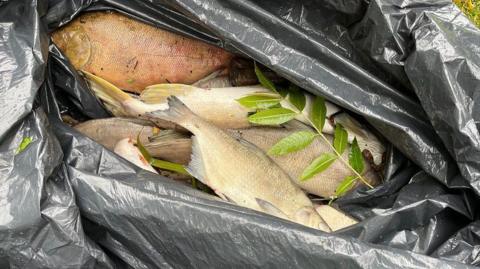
<box><xmin>433</xmin><ymin>221</ymin><xmax>480</xmax><ymax>266</ymax></box>
<box><xmin>0</xmin><ymin>0</ymin><xmax>479</xmax><ymax>267</ymax></box>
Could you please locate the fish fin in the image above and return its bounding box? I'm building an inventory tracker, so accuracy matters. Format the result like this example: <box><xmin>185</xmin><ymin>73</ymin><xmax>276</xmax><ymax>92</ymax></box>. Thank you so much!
<box><xmin>104</xmin><ymin>103</ymin><xmax>125</xmax><ymax>117</ymax></box>
<box><xmin>229</xmin><ymin>130</ymin><xmax>242</xmax><ymax>140</ymax></box>
<box><xmin>140</xmin><ymin>84</ymin><xmax>197</xmax><ymax>104</ymax></box>
<box><xmin>146</xmin><ymin>96</ymin><xmax>196</xmax><ymax>126</ymax></box>
<box><xmin>185</xmin><ymin>136</ymin><xmax>208</xmax><ymax>184</ymax></box>
<box><xmin>191</xmin><ymin>70</ymin><xmax>224</xmax><ymax>87</ymax></box>
<box><xmin>148</xmin><ymin>129</ymin><xmax>189</xmax><ymax>143</ymax></box>
<box><xmin>82</xmin><ymin>71</ymin><xmax>133</xmax><ymax>116</ymax></box>
<box><xmin>215</xmin><ymin>190</ymin><xmax>235</xmax><ymax>203</ymax></box>
<box><xmin>233</xmin><ymin>134</ymin><xmax>258</xmax><ymax>149</ymax></box>
<box><xmin>255</xmin><ymin>198</ymin><xmax>289</xmax><ymax>220</ymax></box>
<box><xmin>232</xmin><ymin>135</ymin><xmax>271</xmax><ymax>161</ymax></box>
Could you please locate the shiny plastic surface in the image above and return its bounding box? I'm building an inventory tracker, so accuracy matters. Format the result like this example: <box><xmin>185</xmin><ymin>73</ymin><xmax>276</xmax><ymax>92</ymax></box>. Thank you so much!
<box><xmin>0</xmin><ymin>0</ymin><xmax>478</xmax><ymax>267</ymax></box>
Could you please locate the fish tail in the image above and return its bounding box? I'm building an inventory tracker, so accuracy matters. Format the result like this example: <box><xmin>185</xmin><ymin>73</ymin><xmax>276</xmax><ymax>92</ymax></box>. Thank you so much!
<box><xmin>82</xmin><ymin>70</ymin><xmax>134</xmax><ymax>116</ymax></box>
<box><xmin>147</xmin><ymin>96</ymin><xmax>196</xmax><ymax>126</ymax></box>
<box><xmin>140</xmin><ymin>84</ymin><xmax>197</xmax><ymax>104</ymax></box>
<box><xmin>149</xmin><ymin>129</ymin><xmax>189</xmax><ymax>143</ymax></box>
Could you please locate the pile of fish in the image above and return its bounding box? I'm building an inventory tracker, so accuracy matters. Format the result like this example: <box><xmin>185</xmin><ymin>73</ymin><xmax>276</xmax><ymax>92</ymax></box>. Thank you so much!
<box><xmin>53</xmin><ymin>11</ymin><xmax>386</xmax><ymax>232</ymax></box>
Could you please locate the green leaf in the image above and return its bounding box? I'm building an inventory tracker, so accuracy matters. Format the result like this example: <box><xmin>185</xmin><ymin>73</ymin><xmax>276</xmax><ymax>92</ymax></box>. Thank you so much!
<box><xmin>236</xmin><ymin>94</ymin><xmax>281</xmax><ymax>109</ymax></box>
<box><xmin>349</xmin><ymin>138</ymin><xmax>364</xmax><ymax>174</ymax></box>
<box><xmin>137</xmin><ymin>134</ymin><xmax>153</xmax><ymax>163</ymax></box>
<box><xmin>16</xmin><ymin>136</ymin><xmax>33</xmax><ymax>154</ymax></box>
<box><xmin>268</xmin><ymin>131</ymin><xmax>316</xmax><ymax>156</ymax></box>
<box><xmin>150</xmin><ymin>158</ymin><xmax>189</xmax><ymax>175</ymax></box>
<box><xmin>288</xmin><ymin>84</ymin><xmax>306</xmax><ymax>112</ymax></box>
<box><xmin>254</xmin><ymin>62</ymin><xmax>277</xmax><ymax>93</ymax></box>
<box><xmin>137</xmin><ymin>133</ymin><xmax>189</xmax><ymax>175</ymax></box>
<box><xmin>248</xmin><ymin>108</ymin><xmax>297</xmax><ymax>125</ymax></box>
<box><xmin>334</xmin><ymin>175</ymin><xmax>357</xmax><ymax>197</ymax></box>
<box><xmin>269</xmin><ymin>103</ymin><xmax>283</xmax><ymax>109</ymax></box>
<box><xmin>333</xmin><ymin>124</ymin><xmax>348</xmax><ymax>155</ymax></box>
<box><xmin>300</xmin><ymin>153</ymin><xmax>337</xmax><ymax>181</ymax></box>
<box><xmin>276</xmin><ymin>87</ymin><xmax>289</xmax><ymax>98</ymax></box>
<box><xmin>311</xmin><ymin>96</ymin><xmax>327</xmax><ymax>131</ymax></box>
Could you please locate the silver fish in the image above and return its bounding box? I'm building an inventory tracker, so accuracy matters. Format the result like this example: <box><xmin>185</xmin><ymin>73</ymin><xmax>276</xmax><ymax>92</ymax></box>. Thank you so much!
<box><xmin>146</xmin><ymin>96</ymin><xmax>331</xmax><ymax>231</ymax></box>
<box><xmin>143</xmin><ymin>121</ymin><xmax>380</xmax><ymax>198</ymax></box>
<box><xmin>74</xmin><ymin>117</ymin><xmax>157</xmax><ymax>150</ymax></box>
<box><xmin>74</xmin><ymin>117</ymin><xmax>190</xmax><ymax>164</ymax></box>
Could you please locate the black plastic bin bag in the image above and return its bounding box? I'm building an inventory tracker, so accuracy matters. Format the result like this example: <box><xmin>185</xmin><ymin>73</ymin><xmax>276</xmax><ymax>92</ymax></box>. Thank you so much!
<box><xmin>0</xmin><ymin>0</ymin><xmax>479</xmax><ymax>267</ymax></box>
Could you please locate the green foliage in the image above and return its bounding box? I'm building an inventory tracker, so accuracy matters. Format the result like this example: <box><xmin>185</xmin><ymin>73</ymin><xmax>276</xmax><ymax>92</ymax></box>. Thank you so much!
<box><xmin>311</xmin><ymin>96</ymin><xmax>327</xmax><ymax>131</ymax></box>
<box><xmin>254</xmin><ymin>62</ymin><xmax>277</xmax><ymax>93</ymax></box>
<box><xmin>300</xmin><ymin>153</ymin><xmax>337</xmax><ymax>181</ymax></box>
<box><xmin>248</xmin><ymin>108</ymin><xmax>297</xmax><ymax>125</ymax></box>
<box><xmin>268</xmin><ymin>131</ymin><xmax>316</xmax><ymax>156</ymax></box>
<box><xmin>247</xmin><ymin>63</ymin><xmax>373</xmax><ymax>200</ymax></box>
<box><xmin>334</xmin><ymin>175</ymin><xmax>357</xmax><ymax>198</ymax></box>
<box><xmin>454</xmin><ymin>0</ymin><xmax>480</xmax><ymax>27</ymax></box>
<box><xmin>288</xmin><ymin>84</ymin><xmax>306</xmax><ymax>111</ymax></box>
<box><xmin>333</xmin><ymin>124</ymin><xmax>348</xmax><ymax>155</ymax></box>
<box><xmin>349</xmin><ymin>138</ymin><xmax>364</xmax><ymax>174</ymax></box>
<box><xmin>236</xmin><ymin>94</ymin><xmax>281</xmax><ymax>109</ymax></box>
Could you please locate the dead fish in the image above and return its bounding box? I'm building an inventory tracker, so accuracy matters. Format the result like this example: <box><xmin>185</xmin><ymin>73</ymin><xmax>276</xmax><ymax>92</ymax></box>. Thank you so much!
<box><xmin>315</xmin><ymin>205</ymin><xmax>358</xmax><ymax>231</ymax></box>
<box><xmin>143</xmin><ymin>121</ymin><xmax>380</xmax><ymax>198</ymax></box>
<box><xmin>84</xmin><ymin>71</ymin><xmax>339</xmax><ymax>129</ymax></box>
<box><xmin>114</xmin><ymin>138</ymin><xmax>157</xmax><ymax>174</ymax></box>
<box><xmin>51</xmin><ymin>11</ymin><xmax>232</xmax><ymax>93</ymax></box>
<box><xmin>84</xmin><ymin>71</ymin><xmax>385</xmax><ymax>165</ymax></box>
<box><xmin>74</xmin><ymin>117</ymin><xmax>157</xmax><ymax>150</ymax></box>
<box><xmin>83</xmin><ymin>70</ymin><xmax>265</xmax><ymax>128</ymax></box>
<box><xmin>145</xmin><ymin>96</ymin><xmax>331</xmax><ymax>231</ymax></box>
<box><xmin>73</xmin><ymin>117</ymin><xmax>189</xmax><ymax>164</ymax></box>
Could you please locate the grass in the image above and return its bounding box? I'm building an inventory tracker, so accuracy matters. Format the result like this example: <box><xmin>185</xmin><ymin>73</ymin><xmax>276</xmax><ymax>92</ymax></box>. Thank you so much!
<box><xmin>454</xmin><ymin>0</ymin><xmax>480</xmax><ymax>27</ymax></box>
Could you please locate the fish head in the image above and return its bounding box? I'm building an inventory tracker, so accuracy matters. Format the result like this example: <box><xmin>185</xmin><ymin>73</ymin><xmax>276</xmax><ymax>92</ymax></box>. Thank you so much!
<box><xmin>52</xmin><ymin>26</ymin><xmax>91</xmax><ymax>69</ymax></box>
<box><xmin>294</xmin><ymin>207</ymin><xmax>331</xmax><ymax>232</ymax></box>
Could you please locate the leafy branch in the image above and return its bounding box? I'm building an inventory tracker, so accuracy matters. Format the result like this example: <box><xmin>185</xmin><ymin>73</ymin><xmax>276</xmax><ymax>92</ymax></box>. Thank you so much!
<box><xmin>237</xmin><ymin>63</ymin><xmax>373</xmax><ymax>199</ymax></box>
